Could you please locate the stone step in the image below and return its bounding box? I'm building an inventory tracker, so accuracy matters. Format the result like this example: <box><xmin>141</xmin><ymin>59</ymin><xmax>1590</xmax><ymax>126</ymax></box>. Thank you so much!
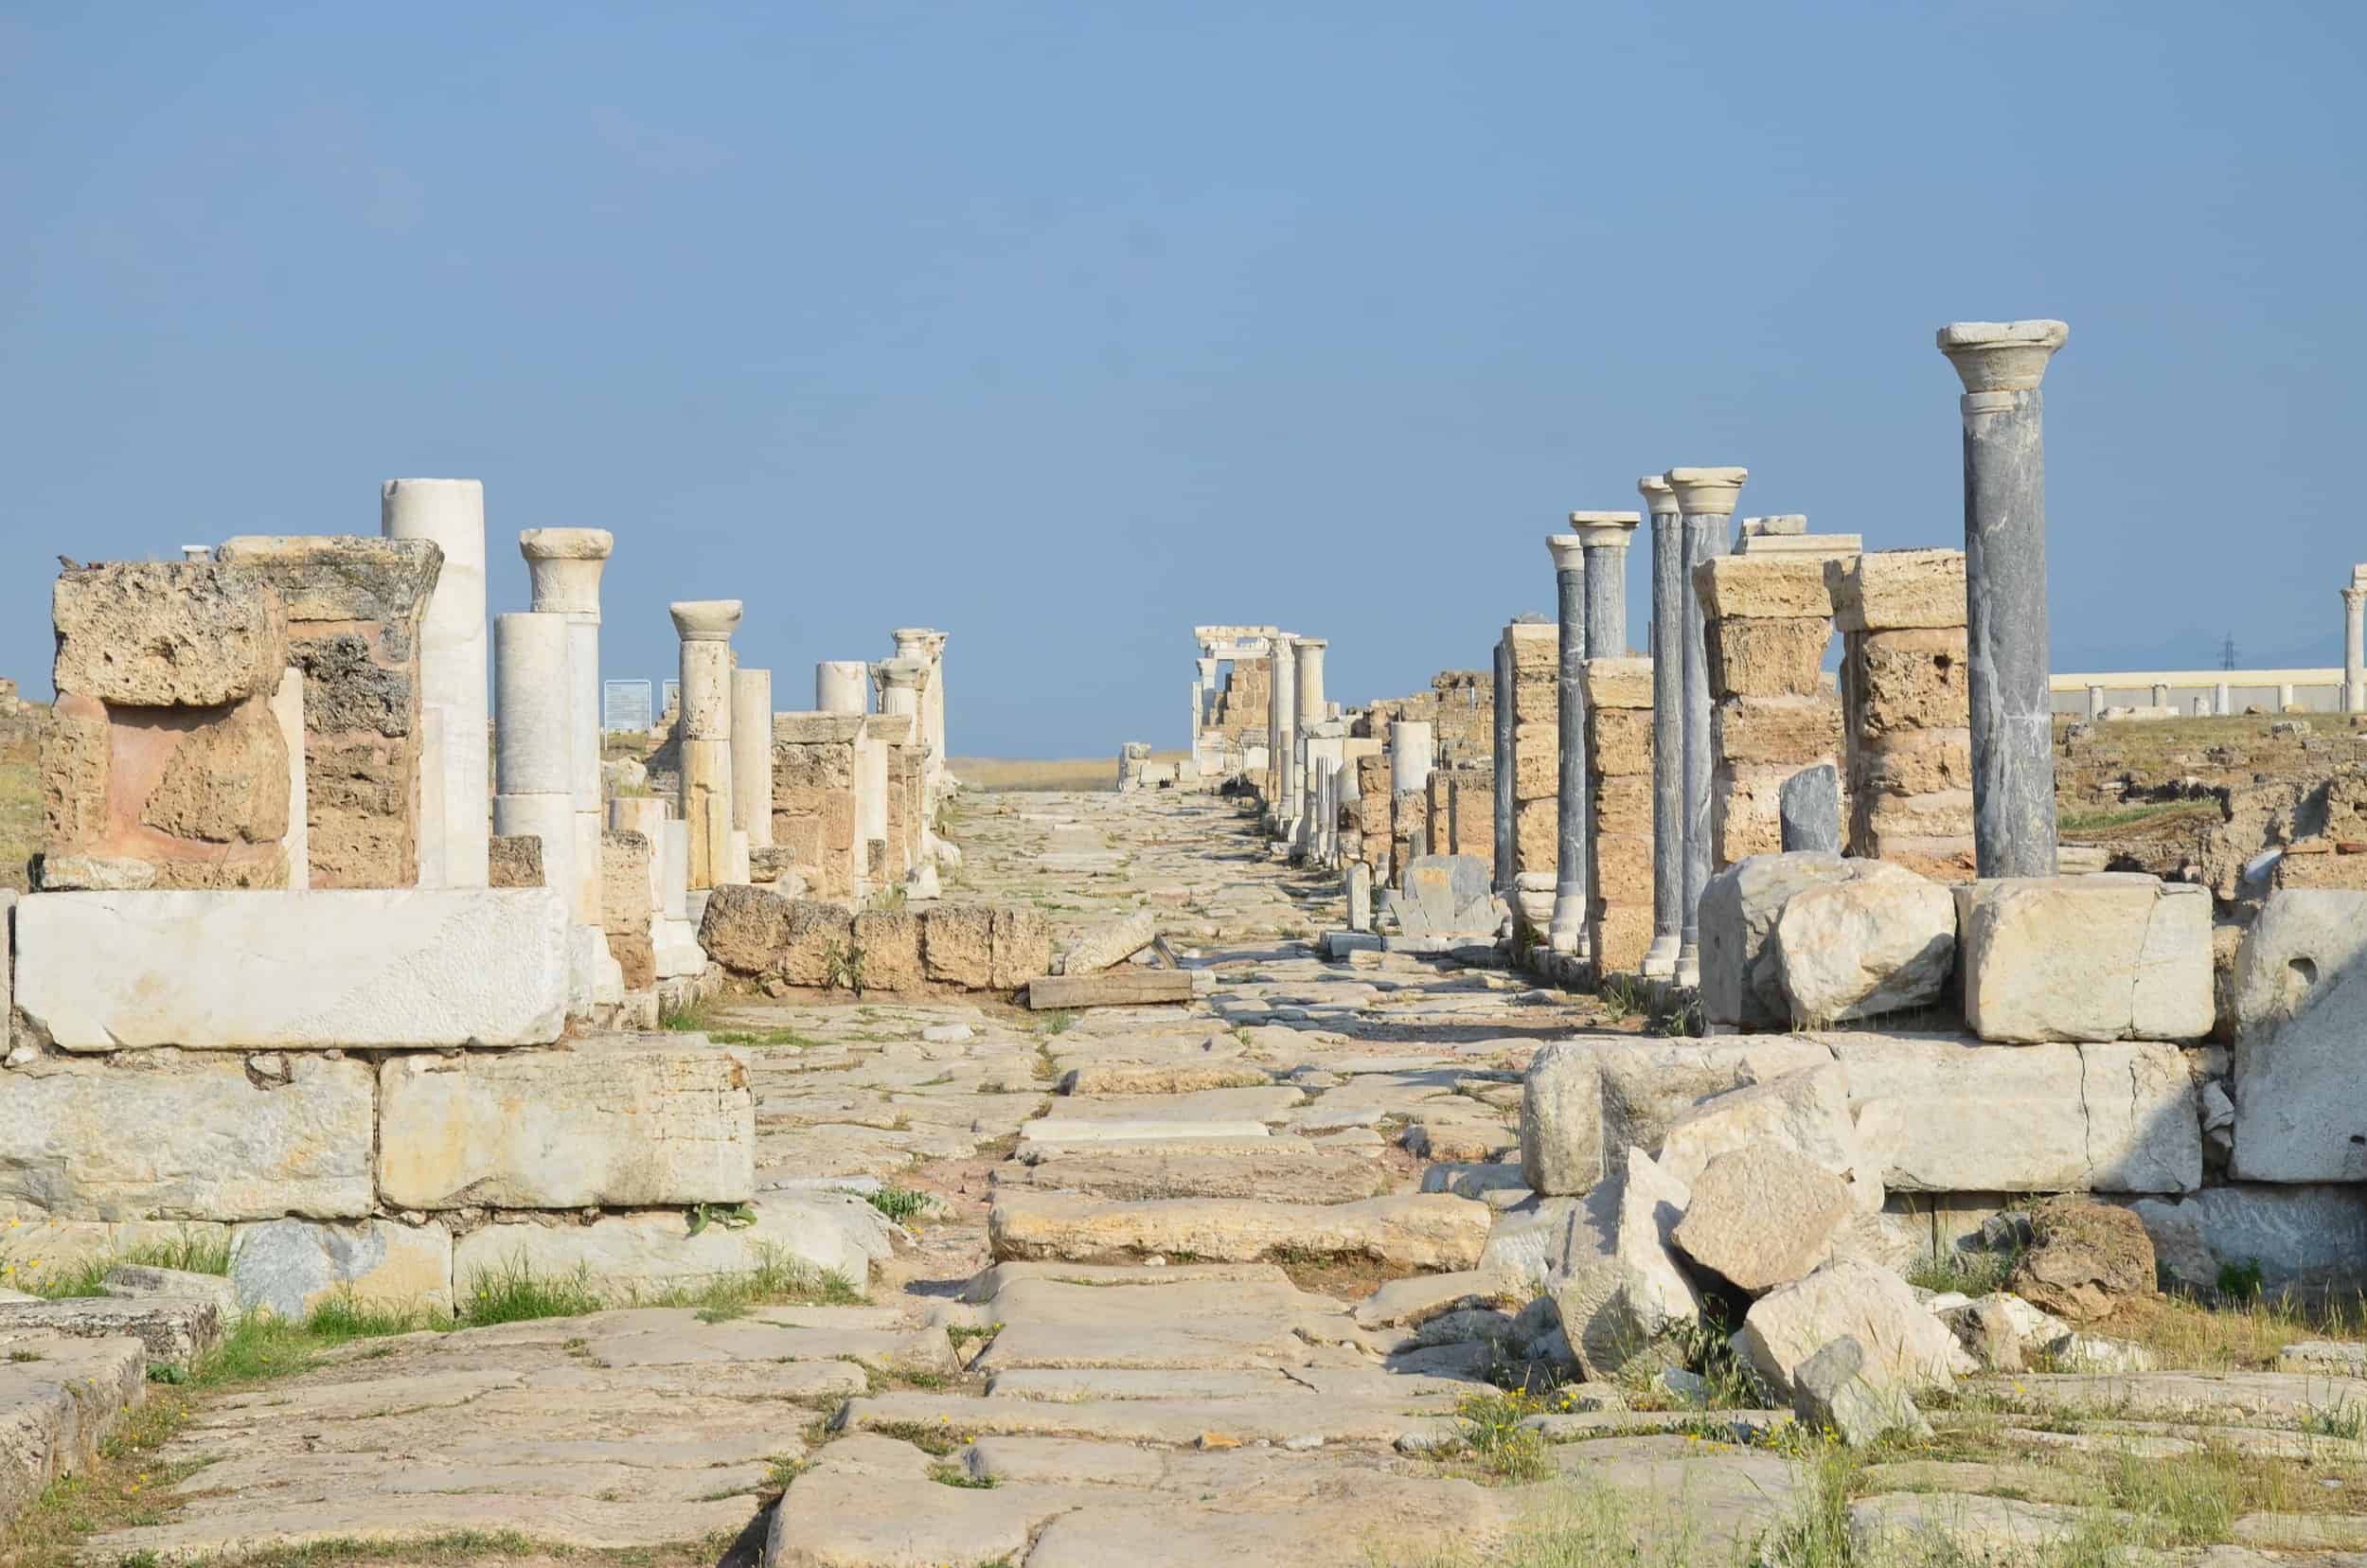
<box><xmin>987</xmin><ymin>1190</ymin><xmax>1492</xmax><ymax>1270</ymax></box>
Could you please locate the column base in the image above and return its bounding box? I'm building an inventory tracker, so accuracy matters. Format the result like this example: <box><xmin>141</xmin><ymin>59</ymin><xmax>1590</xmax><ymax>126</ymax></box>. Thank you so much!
<box><xmin>1548</xmin><ymin>892</ymin><xmax>1588</xmax><ymax>954</ymax></box>
<box><xmin>1674</xmin><ymin>940</ymin><xmax>1700</xmax><ymax>989</ymax></box>
<box><xmin>1640</xmin><ymin>933</ymin><xmax>1681</xmax><ymax>979</ymax></box>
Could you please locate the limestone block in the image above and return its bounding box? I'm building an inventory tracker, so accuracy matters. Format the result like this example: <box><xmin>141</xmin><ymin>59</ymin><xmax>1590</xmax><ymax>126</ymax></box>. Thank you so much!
<box><xmin>0</xmin><ymin>1294</ymin><xmax>222</xmax><ymax>1368</ymax></box>
<box><xmin>15</xmin><ymin>888</ymin><xmax>570</xmax><ymax>1050</ymax></box>
<box><xmin>1771</xmin><ymin>862</ymin><xmax>1956</xmax><ymax>1025</ymax></box>
<box><xmin>698</xmin><ymin>882</ymin><xmax>789</xmax><ymax>974</ymax></box>
<box><xmin>1825</xmin><ymin>549</ymin><xmax>1966</xmax><ymax>633</ymax></box>
<box><xmin>1791</xmin><ymin>1334</ymin><xmax>1931</xmax><ymax>1446</ymax></box>
<box><xmin>454</xmin><ymin>1195</ymin><xmax>897</xmax><ymax>1291</ymax></box>
<box><xmin>215</xmin><ymin>534</ymin><xmax>442</xmax><ymax>626</ymax></box>
<box><xmin>992</xmin><ymin>905</ymin><xmax>1055</xmax><ymax>989</ymax></box>
<box><xmin>1674</xmin><ymin>1145</ymin><xmax>1855</xmax><ymax>1294</ymax></box>
<box><xmin>1962</xmin><ymin>875</ymin><xmax>2213</xmax><ymax>1043</ymax></box>
<box><xmin>1590</xmin><ymin>708</ymin><xmax>1652</xmax><ymax>776</ymax></box>
<box><xmin>1518</xmin><ymin>1036</ymin><xmax>1837</xmax><ymax>1194</ymax></box>
<box><xmin>608</xmin><ymin>931</ymin><xmax>655</xmax><ymax>991</ymax></box>
<box><xmin>853</xmin><ymin>909</ymin><xmax>924</xmax><ymax>992</ymax></box>
<box><xmin>2231</xmin><ymin>890</ymin><xmax>2367</xmax><ymax>1181</ymax></box>
<box><xmin>600</xmin><ymin>829</ymin><xmax>653</xmax><ymax>937</ymax></box>
<box><xmin>1854</xmin><ymin>729</ymin><xmax>1972</xmax><ymax>797</ymax></box>
<box><xmin>1548</xmin><ymin>1154</ymin><xmax>1700</xmax><ymax>1379</ymax></box>
<box><xmin>137</xmin><ymin>697</ymin><xmax>291</xmax><ymax>844</ymax></box>
<box><xmin>2127</xmin><ymin>1184</ymin><xmax>2367</xmax><ymax>1296</ymax></box>
<box><xmin>1735</xmin><ymin>1258</ymin><xmax>1973</xmax><ymax>1402</ymax></box>
<box><xmin>98</xmin><ymin>1264</ymin><xmax>239</xmax><ymax>1320</ymax></box>
<box><xmin>51</xmin><ymin>561</ymin><xmax>287</xmax><ymax>706</ymax></box>
<box><xmin>1582</xmin><ymin>657</ymin><xmax>1653</xmax><ymax>709</ymax></box>
<box><xmin>1829</xmin><ymin>1032</ymin><xmax>2200</xmax><ymax>1193</ymax></box>
<box><xmin>1712</xmin><ymin>695</ymin><xmax>1842</xmax><ymax>767</ymax></box>
<box><xmin>1699</xmin><ymin>852</ymin><xmax>1851</xmax><ymax>1029</ymax></box>
<box><xmin>377</xmin><ymin>1038</ymin><xmax>754</xmax><ymax>1209</ymax></box>
<box><xmin>781</xmin><ymin>900</ymin><xmax>858</xmax><ymax>987</ymax></box>
<box><xmin>1706</xmin><ymin>618</ymin><xmax>1831</xmax><ymax>700</ymax></box>
<box><xmin>924</xmin><ymin>903</ymin><xmax>996</xmax><ymax>988</ymax></box>
<box><xmin>37</xmin><ymin>694</ymin><xmax>109</xmax><ymax>848</ymax></box>
<box><xmin>1060</xmin><ymin>910</ymin><xmax>1157</xmax><ymax>975</ymax></box>
<box><xmin>1852</xmin><ymin>629</ymin><xmax>1969</xmax><ymax>735</ymax></box>
<box><xmin>0</xmin><ymin>1331</ymin><xmax>147</xmax><ymax>1523</ymax></box>
<box><xmin>0</xmin><ymin>1053</ymin><xmax>372</xmax><ymax>1221</ymax></box>
<box><xmin>1656</xmin><ymin>1060</ymin><xmax>1877</xmax><ymax>1209</ymax></box>
<box><xmin>228</xmin><ymin>1218</ymin><xmax>453</xmax><ymax>1318</ymax></box>
<box><xmin>1520</xmin><ymin>1041</ymin><xmax>1600</xmax><ymax>1196</ymax></box>
<box><xmin>1710</xmin><ymin>762</ymin><xmax>1795</xmax><ymax>867</ymax></box>
<box><xmin>1695</xmin><ymin>556</ymin><xmax>1835</xmax><ymax>620</ymax></box>
<box><xmin>489</xmin><ymin>833</ymin><xmax>544</xmax><ymax>887</ymax></box>
<box><xmin>1510</xmin><ymin>722</ymin><xmax>1557</xmax><ymax>802</ymax></box>
<box><xmin>989</xmin><ymin>1191</ymin><xmax>1491</xmax><ymax>1272</ymax></box>
<box><xmin>1512</xmin><ymin>799</ymin><xmax>1556</xmax><ymax>873</ymax></box>
<box><xmin>0</xmin><ymin>1221</ymin><xmax>231</xmax><ymax>1282</ymax></box>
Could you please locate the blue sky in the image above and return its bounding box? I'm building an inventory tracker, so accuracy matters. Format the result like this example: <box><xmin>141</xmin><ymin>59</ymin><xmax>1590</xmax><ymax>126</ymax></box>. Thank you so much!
<box><xmin>5</xmin><ymin>1</ymin><xmax>2361</xmax><ymax>756</ymax></box>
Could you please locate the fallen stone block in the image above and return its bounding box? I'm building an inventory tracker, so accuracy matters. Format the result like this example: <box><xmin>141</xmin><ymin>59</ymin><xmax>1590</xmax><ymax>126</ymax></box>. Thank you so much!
<box><xmin>0</xmin><ymin>1293</ymin><xmax>221</xmax><ymax>1367</ymax></box>
<box><xmin>2007</xmin><ymin>1197</ymin><xmax>2157</xmax><ymax>1323</ymax></box>
<box><xmin>15</xmin><ymin>888</ymin><xmax>570</xmax><ymax>1049</ymax></box>
<box><xmin>1735</xmin><ymin>1258</ymin><xmax>1973</xmax><ymax>1402</ymax></box>
<box><xmin>2230</xmin><ymin>890</ymin><xmax>2367</xmax><ymax>1181</ymax></box>
<box><xmin>1700</xmin><ymin>852</ymin><xmax>1854</xmax><ymax>1029</ymax></box>
<box><xmin>1028</xmin><ymin>970</ymin><xmax>1195</xmax><ymax>1009</ymax></box>
<box><xmin>0</xmin><ymin>1053</ymin><xmax>372</xmax><ymax>1221</ymax></box>
<box><xmin>227</xmin><ymin>1218</ymin><xmax>453</xmax><ymax>1319</ymax></box>
<box><xmin>986</xmin><ymin>1191</ymin><xmax>1490</xmax><ymax>1271</ymax></box>
<box><xmin>1830</xmin><ymin>1031</ymin><xmax>2199</xmax><ymax>1194</ymax></box>
<box><xmin>99</xmin><ymin>1265</ymin><xmax>240</xmax><ymax>1320</ymax></box>
<box><xmin>1934</xmin><ymin>1292</ymin><xmax>2072</xmax><ymax>1374</ymax></box>
<box><xmin>0</xmin><ymin>1331</ymin><xmax>147</xmax><ymax>1521</ymax></box>
<box><xmin>377</xmin><ymin>1037</ymin><xmax>754</xmax><ymax>1210</ymax></box>
<box><xmin>1793</xmin><ymin>1334</ymin><xmax>1931</xmax><ymax>1446</ymax></box>
<box><xmin>693</xmin><ymin>882</ymin><xmax>788</xmax><ymax>974</ymax></box>
<box><xmin>1655</xmin><ymin>1060</ymin><xmax>1878</xmax><ymax>1211</ymax></box>
<box><xmin>1519</xmin><ymin>1034</ymin><xmax>1837</xmax><ymax>1196</ymax></box>
<box><xmin>1771</xmin><ymin>862</ymin><xmax>1955</xmax><ymax>1026</ymax></box>
<box><xmin>1674</xmin><ymin>1144</ymin><xmax>1854</xmax><ymax>1294</ymax></box>
<box><xmin>1059</xmin><ymin>909</ymin><xmax>1158</xmax><ymax>974</ymax></box>
<box><xmin>1961</xmin><ymin>874</ymin><xmax>2213</xmax><ymax>1043</ymax></box>
<box><xmin>1549</xmin><ymin>1150</ymin><xmax>1701</xmax><ymax>1381</ymax></box>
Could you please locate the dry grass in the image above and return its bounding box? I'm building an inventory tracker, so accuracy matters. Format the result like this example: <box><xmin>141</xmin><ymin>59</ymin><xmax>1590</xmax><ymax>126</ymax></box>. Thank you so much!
<box><xmin>947</xmin><ymin>754</ymin><xmax>1186</xmax><ymax>793</ymax></box>
<box><xmin>2100</xmin><ymin>1288</ymin><xmax>2367</xmax><ymax>1372</ymax></box>
<box><xmin>0</xmin><ymin>721</ymin><xmax>42</xmax><ymax>893</ymax></box>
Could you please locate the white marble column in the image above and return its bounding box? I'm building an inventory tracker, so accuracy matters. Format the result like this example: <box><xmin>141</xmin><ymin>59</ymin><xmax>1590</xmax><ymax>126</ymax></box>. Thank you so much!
<box><xmin>732</xmin><ymin>668</ymin><xmax>774</xmax><ymax>852</ymax></box>
<box><xmin>2216</xmin><ymin>680</ymin><xmax>2232</xmax><ymax>716</ymax></box>
<box><xmin>2344</xmin><ymin>582</ymin><xmax>2366</xmax><ymax>714</ymax></box>
<box><xmin>1640</xmin><ymin>476</ymin><xmax>1682</xmax><ymax>979</ymax></box>
<box><xmin>2088</xmin><ymin>686</ymin><xmax>2106</xmax><ymax>720</ymax></box>
<box><xmin>671</xmin><ymin>600</ymin><xmax>742</xmax><ymax>890</ymax></box>
<box><xmin>382</xmin><ymin>477</ymin><xmax>489</xmax><ymax>888</ymax></box>
<box><xmin>892</xmin><ymin>628</ymin><xmax>945</xmax><ymax>810</ymax></box>
<box><xmin>1390</xmin><ymin>720</ymin><xmax>1433</xmax><ymax>869</ymax></box>
<box><xmin>1292</xmin><ymin>638</ymin><xmax>1328</xmax><ymax>854</ymax></box>
<box><xmin>1269</xmin><ymin>635</ymin><xmax>1297</xmax><ymax>836</ymax></box>
<box><xmin>519</xmin><ymin>528</ymin><xmax>612</xmax><ymax>931</ymax></box>
<box><xmin>817</xmin><ymin>660</ymin><xmax>869</xmax><ymax>715</ymax></box>
<box><xmin>492</xmin><ymin>611</ymin><xmax>581</xmax><ymax>1005</ymax></box>
<box><xmin>1667</xmin><ymin>466</ymin><xmax>1749</xmax><ymax>987</ymax></box>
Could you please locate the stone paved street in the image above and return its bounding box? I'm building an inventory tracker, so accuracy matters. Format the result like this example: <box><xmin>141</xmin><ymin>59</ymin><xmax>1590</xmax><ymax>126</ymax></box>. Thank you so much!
<box><xmin>68</xmin><ymin>788</ymin><xmax>2367</xmax><ymax>1566</ymax></box>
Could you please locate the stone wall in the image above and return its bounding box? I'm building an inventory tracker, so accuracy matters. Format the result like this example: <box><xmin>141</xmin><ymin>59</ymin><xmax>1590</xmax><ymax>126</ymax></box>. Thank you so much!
<box><xmin>215</xmin><ymin>537</ymin><xmax>442</xmax><ymax>888</ymax></box>
<box><xmin>772</xmin><ymin>713</ymin><xmax>863</xmax><ymax>899</ymax></box>
<box><xmin>1696</xmin><ymin>556</ymin><xmax>1843</xmax><ymax>869</ymax></box>
<box><xmin>1447</xmin><ymin>762</ymin><xmax>1494</xmax><ymax>861</ymax></box>
<box><xmin>1204</xmin><ymin>656</ymin><xmax>1270</xmax><ymax>739</ymax></box>
<box><xmin>1363</xmin><ymin>670</ymin><xmax>1493</xmax><ymax>763</ymax></box>
<box><xmin>1349</xmin><ymin>753</ymin><xmax>1391</xmax><ymax>878</ymax></box>
<box><xmin>1828</xmin><ymin>550</ymin><xmax>1977</xmax><ymax>877</ymax></box>
<box><xmin>1504</xmin><ymin>624</ymin><xmax>1557</xmax><ymax>929</ymax></box>
<box><xmin>1585</xmin><ymin>657</ymin><xmax>1655</xmax><ymax>975</ymax></box>
<box><xmin>40</xmin><ymin>561</ymin><xmax>299</xmax><ymax>891</ymax></box>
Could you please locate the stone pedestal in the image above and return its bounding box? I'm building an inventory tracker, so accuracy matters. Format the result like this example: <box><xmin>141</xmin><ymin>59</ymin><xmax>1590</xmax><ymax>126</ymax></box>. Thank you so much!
<box><xmin>1695</xmin><ymin>555</ymin><xmax>1842</xmax><ymax>868</ymax></box>
<box><xmin>381</xmin><ymin>478</ymin><xmax>489</xmax><ymax>888</ymax></box>
<box><xmin>731</xmin><ymin>668</ymin><xmax>774</xmax><ymax>851</ymax></box>
<box><xmin>670</xmin><ymin>600</ymin><xmax>742</xmax><ymax>890</ymax></box>
<box><xmin>1546</xmin><ymin>534</ymin><xmax>1590</xmax><ymax>954</ymax></box>
<box><xmin>1639</xmin><ymin>476</ymin><xmax>1683</xmax><ymax>978</ymax></box>
<box><xmin>1938</xmin><ymin>319</ymin><xmax>2067</xmax><ymax>879</ymax></box>
<box><xmin>1667</xmin><ymin>466</ymin><xmax>1749</xmax><ymax>984</ymax></box>
<box><xmin>1828</xmin><ymin>549</ymin><xmax>1976</xmax><ymax>876</ymax></box>
<box><xmin>519</xmin><ymin>528</ymin><xmax>612</xmax><ymax>935</ymax></box>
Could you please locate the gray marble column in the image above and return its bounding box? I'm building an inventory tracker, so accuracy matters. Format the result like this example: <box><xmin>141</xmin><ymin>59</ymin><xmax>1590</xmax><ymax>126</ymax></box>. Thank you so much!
<box><xmin>1270</xmin><ymin>634</ymin><xmax>1297</xmax><ymax>837</ymax></box>
<box><xmin>1667</xmin><ymin>467</ymin><xmax>1749</xmax><ymax>985</ymax></box>
<box><xmin>1492</xmin><ymin>633</ymin><xmax>1515</xmax><ymax>899</ymax></box>
<box><xmin>1574</xmin><ymin>512</ymin><xmax>1640</xmax><ymax>965</ymax></box>
<box><xmin>1639</xmin><ymin>477</ymin><xmax>1682</xmax><ymax>978</ymax></box>
<box><xmin>1547</xmin><ymin>535</ymin><xmax>1589</xmax><ymax>953</ymax></box>
<box><xmin>2344</xmin><ymin>586</ymin><xmax>2366</xmax><ymax>714</ymax></box>
<box><xmin>1939</xmin><ymin>320</ymin><xmax>2068</xmax><ymax>879</ymax></box>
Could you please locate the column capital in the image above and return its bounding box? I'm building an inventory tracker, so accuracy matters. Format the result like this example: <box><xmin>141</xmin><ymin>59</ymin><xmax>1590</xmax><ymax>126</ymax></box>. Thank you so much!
<box><xmin>1295</xmin><ymin>636</ymin><xmax>1328</xmax><ymax>652</ymax></box>
<box><xmin>1665</xmin><ymin>467</ymin><xmax>1749</xmax><ymax>515</ymax></box>
<box><xmin>1637</xmin><ymin>475</ymin><xmax>1680</xmax><ymax>515</ymax></box>
<box><xmin>669</xmin><ymin>599</ymin><xmax>743</xmax><ymax>642</ymax></box>
<box><xmin>1546</xmin><ymin>534</ymin><xmax>1587</xmax><ymax>574</ymax></box>
<box><xmin>1569</xmin><ymin>511</ymin><xmax>1641</xmax><ymax>549</ymax></box>
<box><xmin>874</xmin><ymin>657</ymin><xmax>928</xmax><ymax>690</ymax></box>
<box><xmin>1937</xmin><ymin>319</ymin><xmax>2068</xmax><ymax>393</ymax></box>
<box><xmin>519</xmin><ymin>528</ymin><xmax>613</xmax><ymax>617</ymax></box>
<box><xmin>2344</xmin><ymin>587</ymin><xmax>2367</xmax><ymax>610</ymax></box>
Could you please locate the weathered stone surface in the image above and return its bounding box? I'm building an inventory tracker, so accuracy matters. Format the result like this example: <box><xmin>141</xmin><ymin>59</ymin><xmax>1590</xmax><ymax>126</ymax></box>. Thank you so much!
<box><xmin>52</xmin><ymin>561</ymin><xmax>287</xmax><ymax>706</ymax></box>
<box><xmin>100</xmin><ymin>1264</ymin><xmax>240</xmax><ymax>1319</ymax></box>
<box><xmin>1519</xmin><ymin>1038</ymin><xmax>1602</xmax><ymax>1196</ymax></box>
<box><xmin>1735</xmin><ymin>1258</ymin><xmax>1972</xmax><ymax>1402</ymax></box>
<box><xmin>1771</xmin><ymin>862</ymin><xmax>1954</xmax><ymax>1026</ymax></box>
<box><xmin>1001</xmin><ymin>1143</ymin><xmax>1390</xmax><ymax>1204</ymax></box>
<box><xmin>1695</xmin><ymin>556</ymin><xmax>1836</xmax><ymax>620</ymax></box>
<box><xmin>1793</xmin><ymin>1333</ymin><xmax>1930</xmax><ymax>1445</ymax></box>
<box><xmin>2230</xmin><ymin>890</ymin><xmax>2367</xmax><ymax>1181</ymax></box>
<box><xmin>1656</xmin><ymin>1061</ymin><xmax>1876</xmax><ymax>1209</ymax></box>
<box><xmin>229</xmin><ymin>1219</ymin><xmax>453</xmax><ymax>1319</ymax></box>
<box><xmin>1961</xmin><ymin>874</ymin><xmax>2213</xmax><ymax>1043</ymax></box>
<box><xmin>1832</xmin><ymin>1032</ymin><xmax>2200</xmax><ymax>1194</ymax></box>
<box><xmin>0</xmin><ymin>1053</ymin><xmax>372</xmax><ymax>1221</ymax></box>
<box><xmin>1935</xmin><ymin>1292</ymin><xmax>2072</xmax><ymax>1374</ymax></box>
<box><xmin>1549</xmin><ymin>1151</ymin><xmax>1701</xmax><ymax>1380</ymax></box>
<box><xmin>1778</xmin><ymin>763</ymin><xmax>1842</xmax><ymax>853</ymax></box>
<box><xmin>1060</xmin><ymin>910</ymin><xmax>1159</xmax><ymax>975</ymax></box>
<box><xmin>992</xmin><ymin>904</ymin><xmax>1055</xmax><ymax>988</ymax></box>
<box><xmin>488</xmin><ymin>833</ymin><xmax>543</xmax><ymax>888</ymax></box>
<box><xmin>455</xmin><ymin>1196</ymin><xmax>896</xmax><ymax>1292</ymax></box>
<box><xmin>988</xmin><ymin>1191</ymin><xmax>1490</xmax><ymax>1270</ymax></box>
<box><xmin>695</xmin><ymin>882</ymin><xmax>789</xmax><ymax>974</ymax></box>
<box><xmin>599</xmin><ymin>830</ymin><xmax>652</xmax><ymax>937</ymax></box>
<box><xmin>1699</xmin><ymin>852</ymin><xmax>1851</xmax><ymax>1029</ymax></box>
<box><xmin>378</xmin><ymin>1039</ymin><xmax>754</xmax><ymax>1209</ymax></box>
<box><xmin>1825</xmin><ymin>548</ymin><xmax>1967</xmax><ymax>633</ymax></box>
<box><xmin>1674</xmin><ymin>1145</ymin><xmax>1854</xmax><ymax>1294</ymax></box>
<box><xmin>851</xmin><ymin>908</ymin><xmax>923</xmax><ymax>992</ymax></box>
<box><xmin>2127</xmin><ymin>1184</ymin><xmax>2367</xmax><ymax>1297</ymax></box>
<box><xmin>0</xmin><ymin>1293</ymin><xmax>221</xmax><ymax>1366</ymax></box>
<box><xmin>0</xmin><ymin>1331</ymin><xmax>146</xmax><ymax>1521</ymax></box>
<box><xmin>923</xmin><ymin>902</ymin><xmax>994</xmax><ymax>987</ymax></box>
<box><xmin>138</xmin><ymin>698</ymin><xmax>291</xmax><ymax>844</ymax></box>
<box><xmin>781</xmin><ymin>900</ymin><xmax>858</xmax><ymax>988</ymax></box>
<box><xmin>2008</xmin><ymin>1197</ymin><xmax>2157</xmax><ymax>1323</ymax></box>
<box><xmin>1705</xmin><ymin>616</ymin><xmax>1831</xmax><ymax>699</ymax></box>
<box><xmin>15</xmin><ymin>889</ymin><xmax>570</xmax><ymax>1050</ymax></box>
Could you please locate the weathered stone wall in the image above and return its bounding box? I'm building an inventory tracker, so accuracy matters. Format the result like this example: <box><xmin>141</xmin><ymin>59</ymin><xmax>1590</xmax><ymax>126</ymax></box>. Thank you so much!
<box><xmin>1349</xmin><ymin>753</ymin><xmax>1391</xmax><ymax>875</ymax></box>
<box><xmin>1828</xmin><ymin>549</ymin><xmax>1976</xmax><ymax>877</ymax></box>
<box><xmin>1447</xmin><ymin>762</ymin><xmax>1494</xmax><ymax>861</ymax></box>
<box><xmin>1204</xmin><ymin>656</ymin><xmax>1270</xmax><ymax>738</ymax></box>
<box><xmin>1696</xmin><ymin>556</ymin><xmax>1843</xmax><ymax>869</ymax></box>
<box><xmin>1585</xmin><ymin>657</ymin><xmax>1655</xmax><ymax>974</ymax></box>
<box><xmin>1362</xmin><ymin>670</ymin><xmax>1494</xmax><ymax>763</ymax></box>
<box><xmin>41</xmin><ymin>561</ymin><xmax>297</xmax><ymax>890</ymax></box>
<box><xmin>1504</xmin><ymin>624</ymin><xmax>1557</xmax><ymax>921</ymax></box>
<box><xmin>772</xmin><ymin>713</ymin><xmax>863</xmax><ymax>899</ymax></box>
<box><xmin>215</xmin><ymin>537</ymin><xmax>441</xmax><ymax>888</ymax></box>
